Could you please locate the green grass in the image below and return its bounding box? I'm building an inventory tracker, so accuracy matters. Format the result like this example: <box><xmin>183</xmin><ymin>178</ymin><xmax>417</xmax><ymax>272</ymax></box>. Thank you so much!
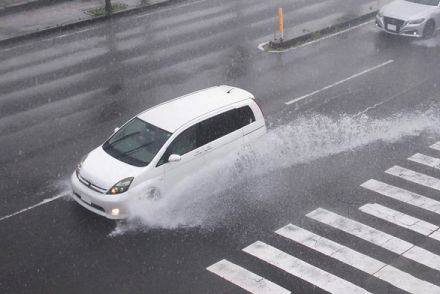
<box><xmin>86</xmin><ymin>3</ymin><xmax>128</xmax><ymax>17</ymax></box>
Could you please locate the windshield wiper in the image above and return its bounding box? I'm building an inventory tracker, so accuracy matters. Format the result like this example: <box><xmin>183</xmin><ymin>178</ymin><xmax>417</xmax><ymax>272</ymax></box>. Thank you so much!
<box><xmin>104</xmin><ymin>131</ymin><xmax>141</xmax><ymax>149</ymax></box>
<box><xmin>115</xmin><ymin>141</ymin><xmax>154</xmax><ymax>159</ymax></box>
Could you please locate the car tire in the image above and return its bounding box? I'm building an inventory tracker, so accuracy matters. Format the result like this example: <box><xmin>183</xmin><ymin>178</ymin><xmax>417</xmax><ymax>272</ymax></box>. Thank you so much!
<box><xmin>423</xmin><ymin>20</ymin><xmax>435</xmax><ymax>39</ymax></box>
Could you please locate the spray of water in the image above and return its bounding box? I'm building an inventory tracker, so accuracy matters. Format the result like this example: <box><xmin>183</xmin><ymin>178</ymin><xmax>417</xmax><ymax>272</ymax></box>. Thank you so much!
<box><xmin>111</xmin><ymin>107</ymin><xmax>440</xmax><ymax>235</ymax></box>
<box><xmin>414</xmin><ymin>34</ymin><xmax>440</xmax><ymax>48</ymax></box>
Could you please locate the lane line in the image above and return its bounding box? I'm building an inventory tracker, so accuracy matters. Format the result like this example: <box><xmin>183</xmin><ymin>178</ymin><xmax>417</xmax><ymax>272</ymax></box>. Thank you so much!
<box><xmin>243</xmin><ymin>241</ymin><xmax>372</xmax><ymax>294</ymax></box>
<box><xmin>0</xmin><ymin>192</ymin><xmax>68</xmax><ymax>222</ymax></box>
<box><xmin>386</xmin><ymin>165</ymin><xmax>440</xmax><ymax>191</ymax></box>
<box><xmin>0</xmin><ymin>47</ymin><xmax>106</xmax><ymax>85</ymax></box>
<box><xmin>55</xmin><ymin>28</ymin><xmax>95</xmax><ymax>39</ymax></box>
<box><xmin>276</xmin><ymin>224</ymin><xmax>440</xmax><ymax>294</ymax></box>
<box><xmin>135</xmin><ymin>0</ymin><xmax>206</xmax><ymax>18</ymax></box>
<box><xmin>207</xmin><ymin>259</ymin><xmax>290</xmax><ymax>294</ymax></box>
<box><xmin>359</xmin><ymin>203</ymin><xmax>439</xmax><ymax>237</ymax></box>
<box><xmin>353</xmin><ymin>79</ymin><xmax>430</xmax><ymax>117</ymax></box>
<box><xmin>431</xmin><ymin>142</ymin><xmax>440</xmax><ymax>152</ymax></box>
<box><xmin>285</xmin><ymin>60</ymin><xmax>394</xmax><ymax>105</ymax></box>
<box><xmin>307</xmin><ymin>208</ymin><xmax>440</xmax><ymax>271</ymax></box>
<box><xmin>360</xmin><ymin>179</ymin><xmax>440</xmax><ymax>214</ymax></box>
<box><xmin>409</xmin><ymin>153</ymin><xmax>440</xmax><ymax>170</ymax></box>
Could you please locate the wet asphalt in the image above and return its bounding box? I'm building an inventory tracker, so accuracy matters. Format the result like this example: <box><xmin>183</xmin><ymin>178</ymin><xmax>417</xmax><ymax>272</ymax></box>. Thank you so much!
<box><xmin>1</xmin><ymin>0</ymin><xmax>440</xmax><ymax>293</ymax></box>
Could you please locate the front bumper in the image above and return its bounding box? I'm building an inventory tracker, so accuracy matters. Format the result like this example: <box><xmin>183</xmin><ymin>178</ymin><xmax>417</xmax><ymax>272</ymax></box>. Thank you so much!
<box><xmin>376</xmin><ymin>16</ymin><xmax>424</xmax><ymax>38</ymax></box>
<box><xmin>71</xmin><ymin>173</ymin><xmax>129</xmax><ymax>219</ymax></box>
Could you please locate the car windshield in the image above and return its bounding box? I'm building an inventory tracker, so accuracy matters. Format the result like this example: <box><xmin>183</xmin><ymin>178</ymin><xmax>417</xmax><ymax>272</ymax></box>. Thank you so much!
<box><xmin>405</xmin><ymin>0</ymin><xmax>440</xmax><ymax>6</ymax></box>
<box><xmin>103</xmin><ymin>118</ymin><xmax>171</xmax><ymax>167</ymax></box>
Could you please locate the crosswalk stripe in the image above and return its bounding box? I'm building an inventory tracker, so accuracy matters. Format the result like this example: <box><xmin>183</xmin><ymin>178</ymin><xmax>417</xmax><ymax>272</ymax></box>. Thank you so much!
<box><xmin>359</xmin><ymin>203</ymin><xmax>440</xmax><ymax>238</ymax></box>
<box><xmin>408</xmin><ymin>153</ymin><xmax>440</xmax><ymax>170</ymax></box>
<box><xmin>207</xmin><ymin>259</ymin><xmax>291</xmax><ymax>294</ymax></box>
<box><xmin>307</xmin><ymin>208</ymin><xmax>440</xmax><ymax>271</ymax></box>
<box><xmin>386</xmin><ymin>165</ymin><xmax>440</xmax><ymax>191</ymax></box>
<box><xmin>360</xmin><ymin>179</ymin><xmax>440</xmax><ymax>214</ymax></box>
<box><xmin>243</xmin><ymin>241</ymin><xmax>372</xmax><ymax>294</ymax></box>
<box><xmin>431</xmin><ymin>142</ymin><xmax>440</xmax><ymax>152</ymax></box>
<box><xmin>276</xmin><ymin>224</ymin><xmax>440</xmax><ymax>294</ymax></box>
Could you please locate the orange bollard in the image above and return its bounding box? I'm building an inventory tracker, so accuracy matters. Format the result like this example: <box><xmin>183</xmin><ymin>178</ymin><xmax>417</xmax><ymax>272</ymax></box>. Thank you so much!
<box><xmin>278</xmin><ymin>7</ymin><xmax>284</xmax><ymax>41</ymax></box>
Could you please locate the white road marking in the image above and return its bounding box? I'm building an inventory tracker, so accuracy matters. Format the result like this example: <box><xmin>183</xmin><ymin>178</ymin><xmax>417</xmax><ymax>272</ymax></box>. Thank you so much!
<box><xmin>285</xmin><ymin>60</ymin><xmax>394</xmax><ymax>105</ymax></box>
<box><xmin>207</xmin><ymin>259</ymin><xmax>290</xmax><ymax>294</ymax></box>
<box><xmin>0</xmin><ymin>47</ymin><xmax>106</xmax><ymax>85</ymax></box>
<box><xmin>307</xmin><ymin>208</ymin><xmax>440</xmax><ymax>271</ymax></box>
<box><xmin>258</xmin><ymin>20</ymin><xmax>374</xmax><ymax>53</ymax></box>
<box><xmin>135</xmin><ymin>0</ymin><xmax>206</xmax><ymax>18</ymax></box>
<box><xmin>0</xmin><ymin>192</ymin><xmax>68</xmax><ymax>222</ymax></box>
<box><xmin>359</xmin><ymin>203</ymin><xmax>439</xmax><ymax>237</ymax></box>
<box><xmin>431</xmin><ymin>142</ymin><xmax>440</xmax><ymax>152</ymax></box>
<box><xmin>409</xmin><ymin>153</ymin><xmax>440</xmax><ymax>170</ymax></box>
<box><xmin>276</xmin><ymin>224</ymin><xmax>440</xmax><ymax>294</ymax></box>
<box><xmin>386</xmin><ymin>165</ymin><xmax>440</xmax><ymax>191</ymax></box>
<box><xmin>55</xmin><ymin>28</ymin><xmax>95</xmax><ymax>39</ymax></box>
<box><xmin>352</xmin><ymin>78</ymin><xmax>429</xmax><ymax>117</ymax></box>
<box><xmin>360</xmin><ymin>179</ymin><xmax>440</xmax><ymax>214</ymax></box>
<box><xmin>243</xmin><ymin>241</ymin><xmax>372</xmax><ymax>294</ymax></box>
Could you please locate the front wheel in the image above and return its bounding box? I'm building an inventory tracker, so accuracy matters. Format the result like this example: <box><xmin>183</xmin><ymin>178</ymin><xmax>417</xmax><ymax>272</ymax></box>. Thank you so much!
<box><xmin>423</xmin><ymin>20</ymin><xmax>435</xmax><ymax>39</ymax></box>
<box><xmin>145</xmin><ymin>187</ymin><xmax>161</xmax><ymax>200</ymax></box>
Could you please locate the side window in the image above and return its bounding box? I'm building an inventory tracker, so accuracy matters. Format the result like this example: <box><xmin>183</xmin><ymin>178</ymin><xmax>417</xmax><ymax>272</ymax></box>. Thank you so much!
<box><xmin>198</xmin><ymin>106</ymin><xmax>254</xmax><ymax>146</ymax></box>
<box><xmin>236</xmin><ymin>106</ymin><xmax>255</xmax><ymax>128</ymax></box>
<box><xmin>156</xmin><ymin>125</ymin><xmax>198</xmax><ymax>166</ymax></box>
<box><xmin>169</xmin><ymin>126</ymin><xmax>197</xmax><ymax>156</ymax></box>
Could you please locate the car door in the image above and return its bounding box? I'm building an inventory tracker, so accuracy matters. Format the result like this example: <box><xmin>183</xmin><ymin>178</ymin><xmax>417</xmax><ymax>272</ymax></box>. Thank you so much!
<box><xmin>160</xmin><ymin>124</ymin><xmax>206</xmax><ymax>194</ymax></box>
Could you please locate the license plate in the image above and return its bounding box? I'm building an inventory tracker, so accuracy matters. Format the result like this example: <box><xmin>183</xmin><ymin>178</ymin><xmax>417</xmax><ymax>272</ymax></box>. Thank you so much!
<box><xmin>387</xmin><ymin>24</ymin><xmax>397</xmax><ymax>31</ymax></box>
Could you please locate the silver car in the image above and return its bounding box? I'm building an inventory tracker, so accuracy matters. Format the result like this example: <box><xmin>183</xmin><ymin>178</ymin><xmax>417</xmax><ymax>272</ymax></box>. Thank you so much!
<box><xmin>376</xmin><ymin>0</ymin><xmax>440</xmax><ymax>38</ymax></box>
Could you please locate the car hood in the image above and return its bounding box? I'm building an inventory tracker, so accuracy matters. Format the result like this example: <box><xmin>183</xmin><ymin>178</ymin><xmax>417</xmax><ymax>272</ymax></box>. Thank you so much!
<box><xmin>382</xmin><ymin>0</ymin><xmax>436</xmax><ymax>20</ymax></box>
<box><xmin>79</xmin><ymin>147</ymin><xmax>143</xmax><ymax>190</ymax></box>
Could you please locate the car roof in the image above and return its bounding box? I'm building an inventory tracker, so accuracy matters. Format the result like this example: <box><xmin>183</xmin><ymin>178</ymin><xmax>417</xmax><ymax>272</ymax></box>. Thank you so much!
<box><xmin>137</xmin><ymin>85</ymin><xmax>254</xmax><ymax>133</ymax></box>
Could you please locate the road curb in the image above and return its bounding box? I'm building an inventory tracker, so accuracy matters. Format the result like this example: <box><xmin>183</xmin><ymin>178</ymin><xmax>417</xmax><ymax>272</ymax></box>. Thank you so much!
<box><xmin>0</xmin><ymin>0</ymin><xmax>184</xmax><ymax>48</ymax></box>
<box><xmin>269</xmin><ymin>10</ymin><xmax>377</xmax><ymax>51</ymax></box>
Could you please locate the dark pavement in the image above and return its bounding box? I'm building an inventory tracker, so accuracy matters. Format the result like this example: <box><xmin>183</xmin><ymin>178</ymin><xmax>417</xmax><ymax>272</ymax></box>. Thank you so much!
<box><xmin>1</xmin><ymin>0</ymin><xmax>440</xmax><ymax>293</ymax></box>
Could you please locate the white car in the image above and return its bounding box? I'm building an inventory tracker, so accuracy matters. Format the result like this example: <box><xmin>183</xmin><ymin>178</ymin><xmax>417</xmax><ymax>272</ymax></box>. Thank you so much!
<box><xmin>71</xmin><ymin>85</ymin><xmax>266</xmax><ymax>219</ymax></box>
<box><xmin>376</xmin><ymin>0</ymin><xmax>440</xmax><ymax>37</ymax></box>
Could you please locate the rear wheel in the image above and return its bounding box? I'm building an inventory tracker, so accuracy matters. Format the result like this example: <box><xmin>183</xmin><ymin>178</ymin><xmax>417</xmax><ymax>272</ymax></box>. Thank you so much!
<box><xmin>423</xmin><ymin>20</ymin><xmax>435</xmax><ymax>38</ymax></box>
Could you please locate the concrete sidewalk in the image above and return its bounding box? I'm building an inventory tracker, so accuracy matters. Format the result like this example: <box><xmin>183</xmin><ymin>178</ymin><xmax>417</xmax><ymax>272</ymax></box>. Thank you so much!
<box><xmin>0</xmin><ymin>0</ymin><xmax>173</xmax><ymax>45</ymax></box>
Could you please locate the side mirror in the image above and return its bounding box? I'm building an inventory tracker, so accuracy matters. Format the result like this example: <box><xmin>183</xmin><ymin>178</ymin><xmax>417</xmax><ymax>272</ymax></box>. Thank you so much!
<box><xmin>168</xmin><ymin>154</ymin><xmax>181</xmax><ymax>162</ymax></box>
<box><xmin>114</xmin><ymin>127</ymin><xmax>120</xmax><ymax>133</ymax></box>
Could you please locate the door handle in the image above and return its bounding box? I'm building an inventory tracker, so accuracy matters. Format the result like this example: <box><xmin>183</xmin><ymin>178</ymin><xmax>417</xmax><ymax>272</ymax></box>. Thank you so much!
<box><xmin>205</xmin><ymin>146</ymin><xmax>213</xmax><ymax>151</ymax></box>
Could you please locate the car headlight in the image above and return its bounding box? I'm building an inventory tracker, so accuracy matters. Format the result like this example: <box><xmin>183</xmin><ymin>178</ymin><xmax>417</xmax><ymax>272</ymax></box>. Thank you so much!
<box><xmin>107</xmin><ymin>177</ymin><xmax>134</xmax><ymax>195</ymax></box>
<box><xmin>75</xmin><ymin>154</ymin><xmax>88</xmax><ymax>177</ymax></box>
<box><xmin>377</xmin><ymin>11</ymin><xmax>384</xmax><ymax>18</ymax></box>
<box><xmin>408</xmin><ymin>18</ymin><xmax>425</xmax><ymax>25</ymax></box>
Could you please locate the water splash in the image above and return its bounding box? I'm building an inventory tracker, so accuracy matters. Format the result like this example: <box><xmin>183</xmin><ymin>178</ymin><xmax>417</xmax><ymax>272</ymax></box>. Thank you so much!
<box><xmin>111</xmin><ymin>107</ymin><xmax>440</xmax><ymax>235</ymax></box>
<box><xmin>413</xmin><ymin>34</ymin><xmax>440</xmax><ymax>48</ymax></box>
